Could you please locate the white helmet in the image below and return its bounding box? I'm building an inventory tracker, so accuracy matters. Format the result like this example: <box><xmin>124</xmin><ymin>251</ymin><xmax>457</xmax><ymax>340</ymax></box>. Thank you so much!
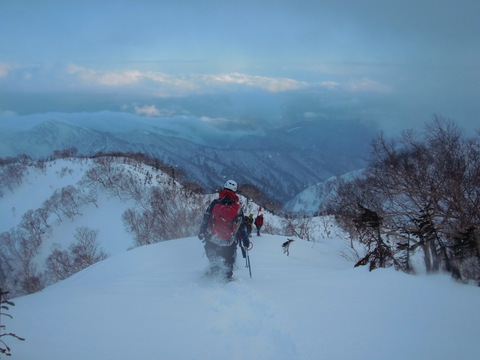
<box><xmin>224</xmin><ymin>179</ymin><xmax>238</xmax><ymax>192</ymax></box>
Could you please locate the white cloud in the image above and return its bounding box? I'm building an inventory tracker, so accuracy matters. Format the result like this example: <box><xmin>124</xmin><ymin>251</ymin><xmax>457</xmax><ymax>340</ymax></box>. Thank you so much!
<box><xmin>5</xmin><ymin>63</ymin><xmax>391</xmax><ymax>101</ymax></box>
<box><xmin>68</xmin><ymin>65</ymin><xmax>143</xmax><ymax>86</ymax></box>
<box><xmin>345</xmin><ymin>78</ymin><xmax>393</xmax><ymax>93</ymax></box>
<box><xmin>319</xmin><ymin>81</ymin><xmax>341</xmax><ymax>90</ymax></box>
<box><xmin>98</xmin><ymin>70</ymin><xmax>143</xmax><ymax>86</ymax></box>
<box><xmin>199</xmin><ymin>72</ymin><xmax>306</xmax><ymax>92</ymax></box>
<box><xmin>315</xmin><ymin>76</ymin><xmax>392</xmax><ymax>94</ymax></box>
<box><xmin>134</xmin><ymin>104</ymin><xmax>160</xmax><ymax>116</ymax></box>
<box><xmin>146</xmin><ymin>72</ymin><xmax>198</xmax><ymax>90</ymax></box>
<box><xmin>66</xmin><ymin>65</ymin><xmax>305</xmax><ymax>94</ymax></box>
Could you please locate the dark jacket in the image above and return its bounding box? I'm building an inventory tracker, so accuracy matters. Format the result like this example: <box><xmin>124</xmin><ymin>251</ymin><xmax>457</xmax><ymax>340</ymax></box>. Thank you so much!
<box><xmin>236</xmin><ymin>218</ymin><xmax>251</xmax><ymax>248</ymax></box>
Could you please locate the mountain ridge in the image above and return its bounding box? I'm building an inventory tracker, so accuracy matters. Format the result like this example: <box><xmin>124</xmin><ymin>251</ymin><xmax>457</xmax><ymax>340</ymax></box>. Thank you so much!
<box><xmin>0</xmin><ymin>112</ymin><xmax>377</xmax><ymax>203</ymax></box>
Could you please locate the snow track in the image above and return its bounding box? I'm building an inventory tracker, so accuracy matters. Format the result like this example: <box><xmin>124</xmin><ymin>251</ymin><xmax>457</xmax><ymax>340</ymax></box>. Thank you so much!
<box><xmin>199</xmin><ymin>280</ymin><xmax>297</xmax><ymax>360</ymax></box>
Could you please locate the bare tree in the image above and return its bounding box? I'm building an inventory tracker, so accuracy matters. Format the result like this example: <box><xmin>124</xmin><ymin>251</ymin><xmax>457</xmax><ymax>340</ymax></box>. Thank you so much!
<box><xmin>69</xmin><ymin>227</ymin><xmax>108</xmax><ymax>272</ymax></box>
<box><xmin>81</xmin><ymin>157</ymin><xmax>143</xmax><ymax>200</ymax></box>
<box><xmin>0</xmin><ymin>160</ymin><xmax>28</xmax><ymax>196</ymax></box>
<box><xmin>327</xmin><ymin>116</ymin><xmax>480</xmax><ymax>282</ymax></box>
<box><xmin>45</xmin><ymin>244</ymin><xmax>73</xmax><ymax>282</ymax></box>
<box><xmin>58</xmin><ymin>186</ymin><xmax>83</xmax><ymax>219</ymax></box>
<box><xmin>19</xmin><ymin>210</ymin><xmax>50</xmax><ymax>249</ymax></box>
<box><xmin>280</xmin><ymin>213</ymin><xmax>317</xmax><ymax>241</ymax></box>
<box><xmin>52</xmin><ymin>147</ymin><xmax>78</xmax><ymax>159</ymax></box>
<box><xmin>0</xmin><ymin>228</ymin><xmax>44</xmax><ymax>295</ymax></box>
<box><xmin>123</xmin><ymin>185</ymin><xmax>205</xmax><ymax>246</ymax></box>
<box><xmin>1</xmin><ymin>289</ymin><xmax>25</xmax><ymax>357</ymax></box>
<box><xmin>45</xmin><ymin>227</ymin><xmax>107</xmax><ymax>283</ymax></box>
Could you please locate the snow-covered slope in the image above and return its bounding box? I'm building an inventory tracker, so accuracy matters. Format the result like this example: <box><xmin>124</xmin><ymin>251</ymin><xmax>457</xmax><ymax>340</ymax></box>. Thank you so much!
<box><xmin>6</xmin><ymin>235</ymin><xmax>480</xmax><ymax>360</ymax></box>
<box><xmin>2</xmin><ymin>155</ymin><xmax>480</xmax><ymax>360</ymax></box>
<box><xmin>1</xmin><ymin>158</ymin><xmax>139</xmax><ymax>256</ymax></box>
<box><xmin>283</xmin><ymin>170</ymin><xmax>364</xmax><ymax>215</ymax></box>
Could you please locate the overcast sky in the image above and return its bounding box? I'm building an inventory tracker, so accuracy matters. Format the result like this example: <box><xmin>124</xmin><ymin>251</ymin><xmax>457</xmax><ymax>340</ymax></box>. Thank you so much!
<box><xmin>1</xmin><ymin>0</ymin><xmax>479</xmax><ymax>134</ymax></box>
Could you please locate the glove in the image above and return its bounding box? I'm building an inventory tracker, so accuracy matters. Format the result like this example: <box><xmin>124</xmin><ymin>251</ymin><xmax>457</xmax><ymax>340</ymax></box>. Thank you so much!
<box><xmin>198</xmin><ymin>233</ymin><xmax>205</xmax><ymax>242</ymax></box>
<box><xmin>242</xmin><ymin>238</ymin><xmax>250</xmax><ymax>249</ymax></box>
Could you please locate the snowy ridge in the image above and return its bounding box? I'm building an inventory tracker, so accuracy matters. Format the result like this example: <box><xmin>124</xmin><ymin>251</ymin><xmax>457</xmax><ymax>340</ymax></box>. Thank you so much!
<box><xmin>6</xmin><ymin>235</ymin><xmax>480</xmax><ymax>360</ymax></box>
<box><xmin>283</xmin><ymin>169</ymin><xmax>365</xmax><ymax>215</ymax></box>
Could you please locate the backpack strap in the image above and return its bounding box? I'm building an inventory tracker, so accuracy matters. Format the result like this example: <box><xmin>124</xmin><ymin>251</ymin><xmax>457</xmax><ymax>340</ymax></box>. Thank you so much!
<box><xmin>219</xmin><ymin>195</ymin><xmax>234</xmax><ymax>206</ymax></box>
<box><xmin>199</xmin><ymin>199</ymin><xmax>219</xmax><ymax>236</ymax></box>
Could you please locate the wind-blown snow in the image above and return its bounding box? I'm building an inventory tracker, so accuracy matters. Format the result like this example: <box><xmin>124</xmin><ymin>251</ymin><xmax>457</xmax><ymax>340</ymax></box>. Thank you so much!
<box><xmin>6</xmin><ymin>234</ymin><xmax>480</xmax><ymax>360</ymax></box>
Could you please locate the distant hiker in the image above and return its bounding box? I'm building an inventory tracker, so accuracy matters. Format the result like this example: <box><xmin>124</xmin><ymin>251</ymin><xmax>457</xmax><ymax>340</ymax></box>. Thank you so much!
<box><xmin>245</xmin><ymin>213</ymin><xmax>254</xmax><ymax>237</ymax></box>
<box><xmin>282</xmin><ymin>239</ymin><xmax>294</xmax><ymax>256</ymax></box>
<box><xmin>198</xmin><ymin>180</ymin><xmax>250</xmax><ymax>281</ymax></box>
<box><xmin>254</xmin><ymin>214</ymin><xmax>264</xmax><ymax>236</ymax></box>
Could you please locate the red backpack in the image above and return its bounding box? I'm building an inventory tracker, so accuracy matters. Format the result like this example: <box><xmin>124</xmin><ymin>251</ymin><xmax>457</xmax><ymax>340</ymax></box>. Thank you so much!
<box><xmin>209</xmin><ymin>190</ymin><xmax>243</xmax><ymax>243</ymax></box>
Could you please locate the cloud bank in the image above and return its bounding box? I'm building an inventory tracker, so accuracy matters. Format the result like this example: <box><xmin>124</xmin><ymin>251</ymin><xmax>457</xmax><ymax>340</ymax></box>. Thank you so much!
<box><xmin>68</xmin><ymin>65</ymin><xmax>307</xmax><ymax>94</ymax></box>
<box><xmin>2</xmin><ymin>62</ymin><xmax>391</xmax><ymax>96</ymax></box>
<box><xmin>1</xmin><ymin>1</ymin><xmax>479</xmax><ymax>135</ymax></box>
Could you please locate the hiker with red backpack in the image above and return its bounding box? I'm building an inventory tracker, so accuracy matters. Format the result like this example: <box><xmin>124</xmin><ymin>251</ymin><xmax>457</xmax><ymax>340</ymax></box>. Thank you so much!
<box><xmin>255</xmin><ymin>213</ymin><xmax>264</xmax><ymax>236</ymax></box>
<box><xmin>198</xmin><ymin>180</ymin><xmax>250</xmax><ymax>281</ymax></box>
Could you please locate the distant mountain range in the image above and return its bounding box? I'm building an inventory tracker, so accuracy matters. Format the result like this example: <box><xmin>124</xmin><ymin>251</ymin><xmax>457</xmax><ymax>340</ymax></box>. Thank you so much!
<box><xmin>0</xmin><ymin>111</ymin><xmax>377</xmax><ymax>205</ymax></box>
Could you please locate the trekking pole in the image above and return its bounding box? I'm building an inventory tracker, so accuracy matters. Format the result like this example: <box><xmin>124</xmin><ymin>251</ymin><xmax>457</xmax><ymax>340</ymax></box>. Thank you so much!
<box><xmin>245</xmin><ymin>249</ymin><xmax>252</xmax><ymax>278</ymax></box>
<box><xmin>244</xmin><ymin>242</ymin><xmax>253</xmax><ymax>278</ymax></box>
